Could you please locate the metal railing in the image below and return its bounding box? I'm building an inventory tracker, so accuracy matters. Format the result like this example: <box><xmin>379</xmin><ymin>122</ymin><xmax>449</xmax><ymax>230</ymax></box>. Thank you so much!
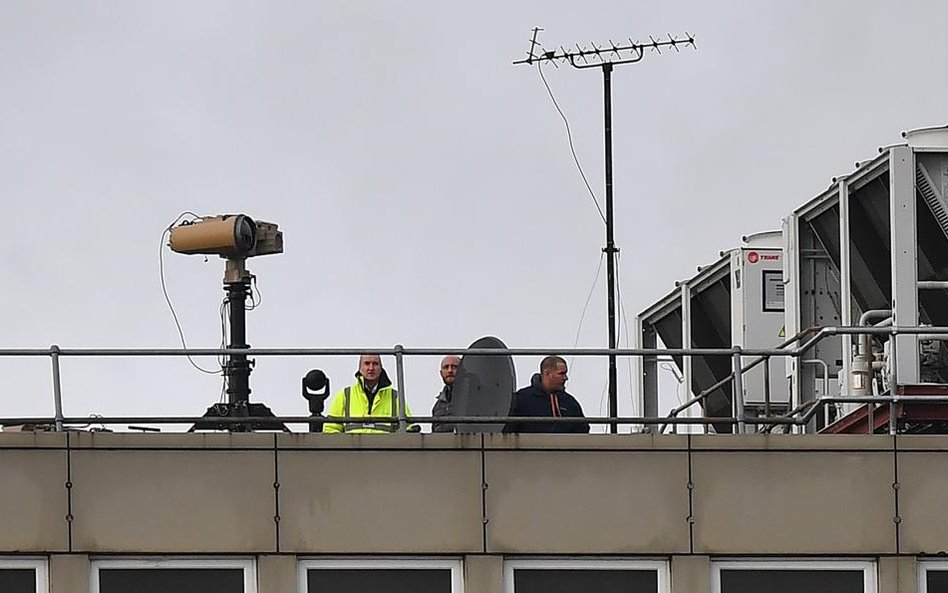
<box><xmin>4</xmin><ymin>325</ymin><xmax>948</xmax><ymax>435</ymax></box>
<box><xmin>662</xmin><ymin>326</ymin><xmax>822</xmax><ymax>433</ymax></box>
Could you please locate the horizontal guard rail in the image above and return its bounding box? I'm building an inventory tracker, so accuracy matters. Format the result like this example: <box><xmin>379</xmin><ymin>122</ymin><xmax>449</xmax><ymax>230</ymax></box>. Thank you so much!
<box><xmin>3</xmin><ymin>325</ymin><xmax>941</xmax><ymax>357</ymax></box>
<box><xmin>8</xmin><ymin>392</ymin><xmax>948</xmax><ymax>430</ymax></box>
<box><xmin>3</xmin><ymin>325</ymin><xmax>948</xmax><ymax>433</ymax></box>
<box><xmin>1</xmin><ymin>415</ymin><xmax>756</xmax><ymax>427</ymax></box>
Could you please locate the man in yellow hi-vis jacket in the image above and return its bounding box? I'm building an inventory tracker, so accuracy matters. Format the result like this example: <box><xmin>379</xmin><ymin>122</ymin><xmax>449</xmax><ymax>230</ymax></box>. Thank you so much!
<box><xmin>324</xmin><ymin>354</ymin><xmax>415</xmax><ymax>434</ymax></box>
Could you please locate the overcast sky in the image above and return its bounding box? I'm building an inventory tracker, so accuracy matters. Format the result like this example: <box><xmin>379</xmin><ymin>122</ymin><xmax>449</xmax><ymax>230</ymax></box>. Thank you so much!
<box><xmin>2</xmin><ymin>1</ymin><xmax>946</xmax><ymax>432</ymax></box>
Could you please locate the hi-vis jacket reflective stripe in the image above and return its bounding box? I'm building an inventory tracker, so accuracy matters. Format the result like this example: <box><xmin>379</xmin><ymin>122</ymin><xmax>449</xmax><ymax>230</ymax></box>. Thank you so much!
<box><xmin>323</xmin><ymin>379</ymin><xmax>413</xmax><ymax>434</ymax></box>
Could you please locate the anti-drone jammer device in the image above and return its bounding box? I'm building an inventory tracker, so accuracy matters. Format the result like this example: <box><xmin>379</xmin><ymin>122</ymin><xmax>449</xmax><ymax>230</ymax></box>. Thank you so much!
<box><xmin>169</xmin><ymin>214</ymin><xmax>283</xmax><ymax>259</ymax></box>
<box><xmin>167</xmin><ymin>213</ymin><xmax>285</xmax><ymax>432</ymax></box>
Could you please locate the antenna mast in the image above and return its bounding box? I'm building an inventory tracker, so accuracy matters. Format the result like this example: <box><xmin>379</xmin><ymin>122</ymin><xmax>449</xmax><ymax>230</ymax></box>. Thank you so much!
<box><xmin>514</xmin><ymin>28</ymin><xmax>696</xmax><ymax>433</ymax></box>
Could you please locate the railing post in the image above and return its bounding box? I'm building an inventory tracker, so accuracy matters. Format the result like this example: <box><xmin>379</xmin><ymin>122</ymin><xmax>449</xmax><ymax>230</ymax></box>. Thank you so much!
<box><xmin>50</xmin><ymin>344</ymin><xmax>64</xmax><ymax>432</ymax></box>
<box><xmin>732</xmin><ymin>345</ymin><xmax>745</xmax><ymax>434</ymax></box>
<box><xmin>762</xmin><ymin>355</ymin><xmax>771</xmax><ymax>418</ymax></box>
<box><xmin>394</xmin><ymin>344</ymin><xmax>408</xmax><ymax>433</ymax></box>
<box><xmin>888</xmin><ymin>329</ymin><xmax>898</xmax><ymax>436</ymax></box>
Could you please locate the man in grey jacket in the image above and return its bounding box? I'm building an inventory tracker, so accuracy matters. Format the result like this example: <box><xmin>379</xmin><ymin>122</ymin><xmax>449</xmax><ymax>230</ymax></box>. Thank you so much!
<box><xmin>431</xmin><ymin>355</ymin><xmax>460</xmax><ymax>432</ymax></box>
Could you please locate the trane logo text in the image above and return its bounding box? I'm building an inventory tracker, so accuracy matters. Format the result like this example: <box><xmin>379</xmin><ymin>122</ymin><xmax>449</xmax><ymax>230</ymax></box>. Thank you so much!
<box><xmin>747</xmin><ymin>251</ymin><xmax>780</xmax><ymax>263</ymax></box>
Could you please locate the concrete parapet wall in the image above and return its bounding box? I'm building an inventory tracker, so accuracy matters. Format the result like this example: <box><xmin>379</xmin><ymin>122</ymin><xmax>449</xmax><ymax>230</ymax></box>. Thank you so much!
<box><xmin>0</xmin><ymin>432</ymin><xmax>944</xmax><ymax>592</ymax></box>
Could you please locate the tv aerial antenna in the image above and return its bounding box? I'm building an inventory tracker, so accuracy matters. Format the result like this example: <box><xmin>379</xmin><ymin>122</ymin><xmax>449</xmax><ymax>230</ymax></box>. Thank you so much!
<box><xmin>514</xmin><ymin>28</ymin><xmax>696</xmax><ymax>433</ymax></box>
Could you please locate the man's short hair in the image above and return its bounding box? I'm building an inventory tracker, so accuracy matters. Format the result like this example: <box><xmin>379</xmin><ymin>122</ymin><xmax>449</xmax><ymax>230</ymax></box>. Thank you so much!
<box><xmin>540</xmin><ymin>355</ymin><xmax>566</xmax><ymax>374</ymax></box>
<box><xmin>359</xmin><ymin>353</ymin><xmax>382</xmax><ymax>365</ymax></box>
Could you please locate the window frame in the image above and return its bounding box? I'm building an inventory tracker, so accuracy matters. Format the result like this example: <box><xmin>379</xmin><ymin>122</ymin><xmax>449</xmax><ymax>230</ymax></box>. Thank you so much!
<box><xmin>918</xmin><ymin>560</ymin><xmax>948</xmax><ymax>593</ymax></box>
<box><xmin>298</xmin><ymin>557</ymin><xmax>464</xmax><ymax>593</ymax></box>
<box><xmin>89</xmin><ymin>557</ymin><xmax>257</xmax><ymax>593</ymax></box>
<box><xmin>711</xmin><ymin>558</ymin><xmax>877</xmax><ymax>593</ymax></box>
<box><xmin>0</xmin><ymin>557</ymin><xmax>48</xmax><ymax>593</ymax></box>
<box><xmin>503</xmin><ymin>557</ymin><xmax>670</xmax><ymax>593</ymax></box>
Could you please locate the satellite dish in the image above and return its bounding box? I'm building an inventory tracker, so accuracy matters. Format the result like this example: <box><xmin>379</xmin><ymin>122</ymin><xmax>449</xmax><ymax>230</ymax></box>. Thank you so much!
<box><xmin>452</xmin><ymin>336</ymin><xmax>516</xmax><ymax>433</ymax></box>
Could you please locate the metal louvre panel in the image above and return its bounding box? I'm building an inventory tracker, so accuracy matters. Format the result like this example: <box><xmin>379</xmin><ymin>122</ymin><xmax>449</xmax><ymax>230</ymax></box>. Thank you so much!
<box><xmin>644</xmin><ymin>265</ymin><xmax>733</xmax><ymax>428</ymax></box>
<box><xmin>689</xmin><ymin>277</ymin><xmax>733</xmax><ymax>420</ymax></box>
<box><xmin>916</xmin><ymin>157</ymin><xmax>948</xmax><ymax>240</ymax></box>
<box><xmin>848</xmin><ymin>174</ymin><xmax>892</xmax><ymax>312</ymax></box>
<box><xmin>915</xmin><ymin>155</ymin><xmax>948</xmax><ymax>327</ymax></box>
<box><xmin>916</xmin><ymin>192</ymin><xmax>948</xmax><ymax>326</ymax></box>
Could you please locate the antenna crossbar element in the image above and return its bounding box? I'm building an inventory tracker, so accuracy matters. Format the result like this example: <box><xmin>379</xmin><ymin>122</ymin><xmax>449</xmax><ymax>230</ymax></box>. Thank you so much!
<box><xmin>513</xmin><ymin>29</ymin><xmax>695</xmax><ymax>69</ymax></box>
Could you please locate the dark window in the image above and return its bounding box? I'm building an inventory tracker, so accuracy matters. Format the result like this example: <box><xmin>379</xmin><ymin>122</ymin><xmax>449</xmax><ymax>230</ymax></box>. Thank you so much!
<box><xmin>307</xmin><ymin>568</ymin><xmax>452</xmax><ymax>593</ymax></box>
<box><xmin>99</xmin><ymin>568</ymin><xmax>244</xmax><ymax>593</ymax></box>
<box><xmin>720</xmin><ymin>569</ymin><xmax>864</xmax><ymax>593</ymax></box>
<box><xmin>928</xmin><ymin>570</ymin><xmax>948</xmax><ymax>593</ymax></box>
<box><xmin>513</xmin><ymin>569</ymin><xmax>659</xmax><ymax>593</ymax></box>
<box><xmin>0</xmin><ymin>569</ymin><xmax>36</xmax><ymax>593</ymax></box>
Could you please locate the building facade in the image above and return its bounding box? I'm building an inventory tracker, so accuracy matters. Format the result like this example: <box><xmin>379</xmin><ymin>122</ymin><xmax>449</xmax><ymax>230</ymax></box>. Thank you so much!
<box><xmin>3</xmin><ymin>431</ymin><xmax>948</xmax><ymax>592</ymax></box>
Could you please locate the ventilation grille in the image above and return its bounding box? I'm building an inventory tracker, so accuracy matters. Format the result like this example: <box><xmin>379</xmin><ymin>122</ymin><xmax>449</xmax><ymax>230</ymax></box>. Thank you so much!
<box><xmin>917</xmin><ymin>161</ymin><xmax>948</xmax><ymax>241</ymax></box>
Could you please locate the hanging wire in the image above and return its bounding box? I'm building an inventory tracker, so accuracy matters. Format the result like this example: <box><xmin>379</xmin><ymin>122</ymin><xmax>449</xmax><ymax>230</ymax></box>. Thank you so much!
<box><xmin>659</xmin><ymin>360</ymin><xmax>685</xmax><ymax>406</ymax></box>
<box><xmin>615</xmin><ymin>252</ymin><xmax>637</xmax><ymax>417</ymax></box>
<box><xmin>74</xmin><ymin>414</ymin><xmax>108</xmax><ymax>432</ymax></box>
<box><xmin>597</xmin><ymin>381</ymin><xmax>609</xmax><ymax>433</ymax></box>
<box><xmin>536</xmin><ymin>62</ymin><xmax>607</xmax><ymax>224</ymax></box>
<box><xmin>218</xmin><ymin>297</ymin><xmax>230</xmax><ymax>402</ymax></box>
<box><xmin>569</xmin><ymin>251</ymin><xmax>605</xmax><ymax>369</ymax></box>
<box><xmin>246</xmin><ymin>275</ymin><xmax>262</xmax><ymax>311</ymax></box>
<box><xmin>159</xmin><ymin>213</ymin><xmax>221</xmax><ymax>375</ymax></box>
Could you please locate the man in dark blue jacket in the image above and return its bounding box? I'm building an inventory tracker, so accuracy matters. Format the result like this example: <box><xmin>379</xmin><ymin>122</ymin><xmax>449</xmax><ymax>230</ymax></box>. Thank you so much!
<box><xmin>505</xmin><ymin>355</ymin><xmax>589</xmax><ymax>433</ymax></box>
